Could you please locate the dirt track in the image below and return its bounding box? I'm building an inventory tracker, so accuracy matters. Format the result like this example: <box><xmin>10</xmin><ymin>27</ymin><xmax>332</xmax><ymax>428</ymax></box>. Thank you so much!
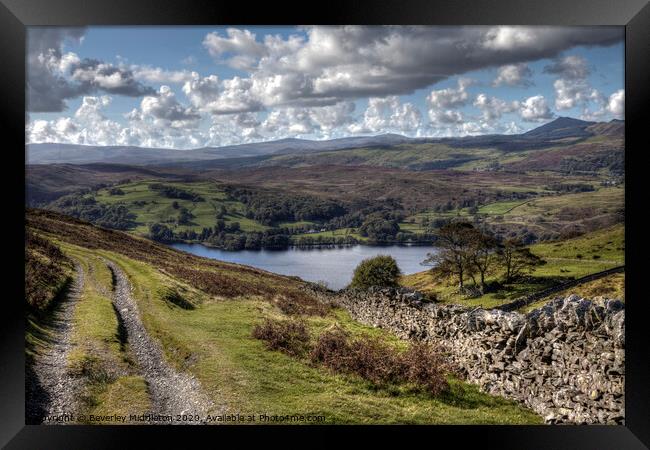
<box><xmin>105</xmin><ymin>260</ymin><xmax>215</xmax><ymax>424</ymax></box>
<box><xmin>26</xmin><ymin>264</ymin><xmax>84</xmax><ymax>425</ymax></box>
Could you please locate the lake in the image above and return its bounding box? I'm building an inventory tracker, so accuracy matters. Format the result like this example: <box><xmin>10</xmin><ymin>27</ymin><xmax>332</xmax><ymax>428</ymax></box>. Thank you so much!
<box><xmin>170</xmin><ymin>243</ymin><xmax>438</xmax><ymax>290</ymax></box>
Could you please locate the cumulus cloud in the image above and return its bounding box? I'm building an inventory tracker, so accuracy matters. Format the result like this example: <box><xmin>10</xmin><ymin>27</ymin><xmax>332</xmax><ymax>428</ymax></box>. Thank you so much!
<box><xmin>69</xmin><ymin>59</ymin><xmax>157</xmax><ymax>96</ymax></box>
<box><xmin>182</xmin><ymin>73</ymin><xmax>264</xmax><ymax>114</ymax></box>
<box><xmin>26</xmin><ymin>26</ymin><xmax>625</xmax><ymax>147</ymax></box>
<box><xmin>607</xmin><ymin>89</ymin><xmax>624</xmax><ymax>117</ymax></box>
<box><xmin>27</xmin><ymin>28</ymin><xmax>86</xmax><ymax>112</ymax></box>
<box><xmin>481</xmin><ymin>26</ymin><xmax>621</xmax><ymax>53</ymax></box>
<box><xmin>426</xmin><ymin>79</ymin><xmax>473</xmax><ymax>127</ymax></box>
<box><xmin>429</xmin><ymin>109</ymin><xmax>465</xmax><ymax>125</ymax></box>
<box><xmin>137</xmin><ymin>85</ymin><xmax>201</xmax><ymax>127</ymax></box>
<box><xmin>473</xmin><ymin>94</ymin><xmax>520</xmax><ymax>121</ymax></box>
<box><xmin>27</xmin><ymin>28</ymin><xmax>156</xmax><ymax>112</ymax></box>
<box><xmin>493</xmin><ymin>63</ymin><xmax>533</xmax><ymax>87</ymax></box>
<box><xmin>427</xmin><ymin>78</ymin><xmax>473</xmax><ymax>109</ymax></box>
<box><xmin>349</xmin><ymin>97</ymin><xmax>422</xmax><ymax>134</ymax></box>
<box><xmin>543</xmin><ymin>55</ymin><xmax>612</xmax><ymax>117</ymax></box>
<box><xmin>520</xmin><ymin>95</ymin><xmax>554</xmax><ymax>121</ymax></box>
<box><xmin>28</xmin><ymin>95</ymin><xmax>125</xmax><ymax>146</ymax></box>
<box><xmin>191</xmin><ymin>25</ymin><xmax>621</xmax><ymax>114</ymax></box>
<box><xmin>203</xmin><ymin>28</ymin><xmax>269</xmax><ymax>70</ymax></box>
<box><xmin>544</xmin><ymin>55</ymin><xmax>591</xmax><ymax>79</ymax></box>
<box><xmin>553</xmin><ymin>78</ymin><xmax>602</xmax><ymax>110</ymax></box>
<box><xmin>132</xmin><ymin>66</ymin><xmax>194</xmax><ymax>84</ymax></box>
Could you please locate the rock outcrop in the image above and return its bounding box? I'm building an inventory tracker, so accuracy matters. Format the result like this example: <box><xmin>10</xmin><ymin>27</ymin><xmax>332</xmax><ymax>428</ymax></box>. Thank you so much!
<box><xmin>306</xmin><ymin>286</ymin><xmax>625</xmax><ymax>424</ymax></box>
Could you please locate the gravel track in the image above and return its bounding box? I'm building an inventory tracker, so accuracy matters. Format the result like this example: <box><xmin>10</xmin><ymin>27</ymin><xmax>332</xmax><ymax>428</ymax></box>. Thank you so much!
<box><xmin>26</xmin><ymin>264</ymin><xmax>84</xmax><ymax>425</ymax></box>
<box><xmin>105</xmin><ymin>260</ymin><xmax>215</xmax><ymax>424</ymax></box>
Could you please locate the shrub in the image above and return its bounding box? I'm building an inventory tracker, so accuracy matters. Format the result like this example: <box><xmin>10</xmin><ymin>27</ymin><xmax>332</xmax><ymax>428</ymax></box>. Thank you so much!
<box><xmin>310</xmin><ymin>328</ymin><xmax>449</xmax><ymax>395</ymax></box>
<box><xmin>252</xmin><ymin>318</ymin><xmax>310</xmax><ymax>357</ymax></box>
<box><xmin>25</xmin><ymin>231</ymin><xmax>74</xmax><ymax>311</ymax></box>
<box><xmin>177</xmin><ymin>207</ymin><xmax>194</xmax><ymax>225</ymax></box>
<box><xmin>400</xmin><ymin>342</ymin><xmax>449</xmax><ymax>395</ymax></box>
<box><xmin>350</xmin><ymin>255</ymin><xmax>401</xmax><ymax>289</ymax></box>
<box><xmin>69</xmin><ymin>354</ymin><xmax>116</xmax><ymax>384</ymax></box>
<box><xmin>309</xmin><ymin>326</ymin><xmax>353</xmax><ymax>372</ymax></box>
<box><xmin>346</xmin><ymin>338</ymin><xmax>403</xmax><ymax>385</ymax></box>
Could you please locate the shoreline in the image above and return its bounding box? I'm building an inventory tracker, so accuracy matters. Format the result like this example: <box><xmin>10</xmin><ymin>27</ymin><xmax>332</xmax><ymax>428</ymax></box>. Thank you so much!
<box><xmin>170</xmin><ymin>240</ymin><xmax>438</xmax><ymax>252</ymax></box>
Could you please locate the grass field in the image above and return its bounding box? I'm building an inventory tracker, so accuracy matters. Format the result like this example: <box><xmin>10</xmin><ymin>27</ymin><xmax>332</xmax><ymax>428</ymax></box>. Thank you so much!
<box><xmin>400</xmin><ymin>185</ymin><xmax>623</xmax><ymax>240</ymax></box>
<box><xmin>291</xmin><ymin>227</ymin><xmax>365</xmax><ymax>241</ymax></box>
<box><xmin>94</xmin><ymin>179</ymin><xmax>269</xmax><ymax>235</ymax></box>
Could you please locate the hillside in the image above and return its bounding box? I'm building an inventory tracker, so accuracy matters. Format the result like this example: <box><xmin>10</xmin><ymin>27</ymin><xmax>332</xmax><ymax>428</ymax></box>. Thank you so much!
<box><xmin>167</xmin><ymin>117</ymin><xmax>623</xmax><ymax>175</ymax></box>
<box><xmin>232</xmin><ymin>124</ymin><xmax>622</xmax><ymax>174</ymax></box>
<box><xmin>400</xmin><ymin>223</ymin><xmax>624</xmax><ymax>310</ymax></box>
<box><xmin>25</xmin><ymin>209</ymin><xmax>541</xmax><ymax>424</ymax></box>
<box><xmin>26</xmin><ymin>163</ymin><xmax>188</xmax><ymax>206</ymax></box>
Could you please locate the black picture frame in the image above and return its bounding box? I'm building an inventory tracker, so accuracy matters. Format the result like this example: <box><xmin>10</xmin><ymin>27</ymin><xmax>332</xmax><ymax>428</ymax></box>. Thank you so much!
<box><xmin>2</xmin><ymin>0</ymin><xmax>649</xmax><ymax>448</ymax></box>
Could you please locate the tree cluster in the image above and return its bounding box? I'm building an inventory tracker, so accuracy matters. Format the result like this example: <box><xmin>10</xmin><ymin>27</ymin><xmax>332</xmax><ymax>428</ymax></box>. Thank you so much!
<box><xmin>224</xmin><ymin>186</ymin><xmax>347</xmax><ymax>225</ymax></box>
<box><xmin>424</xmin><ymin>222</ymin><xmax>545</xmax><ymax>293</ymax></box>
<box><xmin>148</xmin><ymin>183</ymin><xmax>204</xmax><ymax>202</ymax></box>
<box><xmin>49</xmin><ymin>193</ymin><xmax>136</xmax><ymax>230</ymax></box>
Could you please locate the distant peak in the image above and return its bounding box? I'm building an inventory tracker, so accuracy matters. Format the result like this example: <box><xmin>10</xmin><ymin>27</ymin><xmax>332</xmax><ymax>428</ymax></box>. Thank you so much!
<box><xmin>547</xmin><ymin>116</ymin><xmax>594</xmax><ymax>126</ymax></box>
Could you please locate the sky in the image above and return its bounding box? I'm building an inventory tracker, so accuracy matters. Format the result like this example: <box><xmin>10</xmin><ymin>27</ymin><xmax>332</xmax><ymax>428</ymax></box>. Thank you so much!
<box><xmin>26</xmin><ymin>26</ymin><xmax>625</xmax><ymax>149</ymax></box>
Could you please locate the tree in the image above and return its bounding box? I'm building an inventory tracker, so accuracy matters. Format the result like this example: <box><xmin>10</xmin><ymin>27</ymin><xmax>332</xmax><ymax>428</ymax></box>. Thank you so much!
<box><xmin>177</xmin><ymin>207</ymin><xmax>194</xmax><ymax>225</ymax></box>
<box><xmin>215</xmin><ymin>205</ymin><xmax>227</xmax><ymax>219</ymax></box>
<box><xmin>358</xmin><ymin>216</ymin><xmax>400</xmax><ymax>242</ymax></box>
<box><xmin>226</xmin><ymin>221</ymin><xmax>240</xmax><ymax>232</ymax></box>
<box><xmin>423</xmin><ymin>222</ymin><xmax>476</xmax><ymax>289</ymax></box>
<box><xmin>350</xmin><ymin>255</ymin><xmax>401</xmax><ymax>289</ymax></box>
<box><xmin>467</xmin><ymin>230</ymin><xmax>499</xmax><ymax>293</ymax></box>
<box><xmin>498</xmin><ymin>238</ymin><xmax>545</xmax><ymax>283</ymax></box>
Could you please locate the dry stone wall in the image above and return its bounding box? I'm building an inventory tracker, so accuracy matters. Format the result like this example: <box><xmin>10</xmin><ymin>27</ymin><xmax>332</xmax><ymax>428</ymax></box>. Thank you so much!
<box><xmin>306</xmin><ymin>286</ymin><xmax>625</xmax><ymax>424</ymax></box>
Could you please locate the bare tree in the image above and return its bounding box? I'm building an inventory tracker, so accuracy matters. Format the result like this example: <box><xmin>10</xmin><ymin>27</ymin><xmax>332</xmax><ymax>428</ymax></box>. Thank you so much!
<box><xmin>424</xmin><ymin>222</ymin><xmax>477</xmax><ymax>289</ymax></box>
<box><xmin>467</xmin><ymin>230</ymin><xmax>499</xmax><ymax>293</ymax></box>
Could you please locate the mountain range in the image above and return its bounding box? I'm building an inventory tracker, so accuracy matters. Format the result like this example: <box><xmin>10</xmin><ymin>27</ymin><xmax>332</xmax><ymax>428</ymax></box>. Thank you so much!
<box><xmin>26</xmin><ymin>117</ymin><xmax>623</xmax><ymax>167</ymax></box>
